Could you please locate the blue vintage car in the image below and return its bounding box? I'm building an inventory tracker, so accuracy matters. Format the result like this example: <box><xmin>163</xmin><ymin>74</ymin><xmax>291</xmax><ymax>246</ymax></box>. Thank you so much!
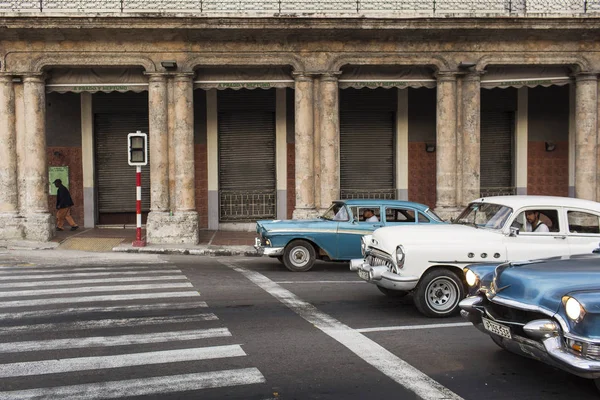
<box><xmin>255</xmin><ymin>199</ymin><xmax>444</xmax><ymax>272</ymax></box>
<box><xmin>460</xmin><ymin>250</ymin><xmax>600</xmax><ymax>391</ymax></box>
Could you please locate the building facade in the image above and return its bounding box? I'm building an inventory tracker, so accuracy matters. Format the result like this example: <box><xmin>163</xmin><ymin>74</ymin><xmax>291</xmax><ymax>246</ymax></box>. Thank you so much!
<box><xmin>0</xmin><ymin>1</ymin><xmax>599</xmax><ymax>243</ymax></box>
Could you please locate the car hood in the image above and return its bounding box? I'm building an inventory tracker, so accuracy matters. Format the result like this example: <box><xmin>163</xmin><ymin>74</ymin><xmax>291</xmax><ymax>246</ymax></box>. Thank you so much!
<box><xmin>490</xmin><ymin>255</ymin><xmax>600</xmax><ymax>314</ymax></box>
<box><xmin>370</xmin><ymin>224</ymin><xmax>501</xmax><ymax>252</ymax></box>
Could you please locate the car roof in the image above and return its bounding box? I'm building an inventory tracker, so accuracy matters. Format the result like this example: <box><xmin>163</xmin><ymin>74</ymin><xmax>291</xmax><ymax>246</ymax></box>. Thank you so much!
<box><xmin>472</xmin><ymin>195</ymin><xmax>600</xmax><ymax>211</ymax></box>
<box><xmin>336</xmin><ymin>199</ymin><xmax>431</xmax><ymax>211</ymax></box>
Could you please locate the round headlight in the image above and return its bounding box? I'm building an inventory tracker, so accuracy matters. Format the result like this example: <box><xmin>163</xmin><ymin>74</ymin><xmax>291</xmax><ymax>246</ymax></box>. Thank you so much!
<box><xmin>465</xmin><ymin>269</ymin><xmax>478</xmax><ymax>287</ymax></box>
<box><xmin>395</xmin><ymin>245</ymin><xmax>405</xmax><ymax>266</ymax></box>
<box><xmin>565</xmin><ymin>297</ymin><xmax>584</xmax><ymax>321</ymax></box>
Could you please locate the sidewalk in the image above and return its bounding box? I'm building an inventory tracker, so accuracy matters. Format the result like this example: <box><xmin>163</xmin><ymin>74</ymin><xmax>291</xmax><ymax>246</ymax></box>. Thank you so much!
<box><xmin>1</xmin><ymin>227</ymin><xmax>260</xmax><ymax>257</ymax></box>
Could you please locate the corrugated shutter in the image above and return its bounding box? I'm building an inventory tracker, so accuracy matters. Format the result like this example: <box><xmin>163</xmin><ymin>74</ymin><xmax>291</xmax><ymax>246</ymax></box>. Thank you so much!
<box><xmin>480</xmin><ymin>111</ymin><xmax>515</xmax><ymax>196</ymax></box>
<box><xmin>95</xmin><ymin>113</ymin><xmax>150</xmax><ymax>213</ymax></box>
<box><xmin>340</xmin><ymin>89</ymin><xmax>396</xmax><ymax>199</ymax></box>
<box><xmin>218</xmin><ymin>90</ymin><xmax>276</xmax><ymax>221</ymax></box>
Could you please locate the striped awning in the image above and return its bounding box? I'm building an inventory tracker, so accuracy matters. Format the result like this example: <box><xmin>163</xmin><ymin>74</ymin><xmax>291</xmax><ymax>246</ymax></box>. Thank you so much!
<box><xmin>481</xmin><ymin>66</ymin><xmax>572</xmax><ymax>89</ymax></box>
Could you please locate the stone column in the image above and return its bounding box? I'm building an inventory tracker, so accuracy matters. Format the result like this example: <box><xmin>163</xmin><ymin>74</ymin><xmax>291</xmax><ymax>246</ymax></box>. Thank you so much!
<box><xmin>292</xmin><ymin>73</ymin><xmax>318</xmax><ymax>219</ymax></box>
<box><xmin>434</xmin><ymin>72</ymin><xmax>459</xmax><ymax>219</ymax></box>
<box><xmin>171</xmin><ymin>73</ymin><xmax>198</xmax><ymax>243</ymax></box>
<box><xmin>22</xmin><ymin>74</ymin><xmax>53</xmax><ymax>241</ymax></box>
<box><xmin>145</xmin><ymin>73</ymin><xmax>175</xmax><ymax>243</ymax></box>
<box><xmin>319</xmin><ymin>72</ymin><xmax>340</xmax><ymax>211</ymax></box>
<box><xmin>574</xmin><ymin>73</ymin><xmax>598</xmax><ymax>201</ymax></box>
<box><xmin>460</xmin><ymin>72</ymin><xmax>481</xmax><ymax>205</ymax></box>
<box><xmin>0</xmin><ymin>75</ymin><xmax>23</xmax><ymax>239</ymax></box>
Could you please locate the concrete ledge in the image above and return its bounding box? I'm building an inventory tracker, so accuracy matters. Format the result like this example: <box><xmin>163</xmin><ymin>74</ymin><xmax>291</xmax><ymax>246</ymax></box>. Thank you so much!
<box><xmin>0</xmin><ymin>240</ymin><xmax>60</xmax><ymax>250</ymax></box>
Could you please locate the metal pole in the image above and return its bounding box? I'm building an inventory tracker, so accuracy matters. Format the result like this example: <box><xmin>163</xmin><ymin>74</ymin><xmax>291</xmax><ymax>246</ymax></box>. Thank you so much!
<box><xmin>132</xmin><ymin>165</ymin><xmax>146</xmax><ymax>247</ymax></box>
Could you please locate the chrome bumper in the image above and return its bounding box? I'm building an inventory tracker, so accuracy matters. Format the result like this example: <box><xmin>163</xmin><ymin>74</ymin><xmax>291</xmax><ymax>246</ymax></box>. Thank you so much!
<box><xmin>254</xmin><ymin>238</ymin><xmax>284</xmax><ymax>257</ymax></box>
<box><xmin>460</xmin><ymin>296</ymin><xmax>600</xmax><ymax>380</ymax></box>
<box><xmin>349</xmin><ymin>259</ymin><xmax>418</xmax><ymax>291</ymax></box>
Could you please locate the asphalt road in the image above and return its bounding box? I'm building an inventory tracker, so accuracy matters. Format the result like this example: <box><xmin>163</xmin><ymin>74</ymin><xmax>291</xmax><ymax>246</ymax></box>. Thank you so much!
<box><xmin>0</xmin><ymin>251</ymin><xmax>597</xmax><ymax>399</ymax></box>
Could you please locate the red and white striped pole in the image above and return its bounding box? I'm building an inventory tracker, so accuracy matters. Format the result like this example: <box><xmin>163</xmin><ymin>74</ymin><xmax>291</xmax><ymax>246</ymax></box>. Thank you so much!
<box><xmin>132</xmin><ymin>165</ymin><xmax>146</xmax><ymax>247</ymax></box>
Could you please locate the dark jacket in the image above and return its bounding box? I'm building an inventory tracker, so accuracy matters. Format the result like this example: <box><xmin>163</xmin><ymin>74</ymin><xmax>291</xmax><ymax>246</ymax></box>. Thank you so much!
<box><xmin>56</xmin><ymin>185</ymin><xmax>74</xmax><ymax>209</ymax></box>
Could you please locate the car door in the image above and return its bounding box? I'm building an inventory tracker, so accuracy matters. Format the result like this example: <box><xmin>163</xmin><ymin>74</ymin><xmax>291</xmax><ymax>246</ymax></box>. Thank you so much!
<box><xmin>337</xmin><ymin>205</ymin><xmax>384</xmax><ymax>260</ymax></box>
<box><xmin>504</xmin><ymin>207</ymin><xmax>572</xmax><ymax>260</ymax></box>
<box><xmin>565</xmin><ymin>208</ymin><xmax>600</xmax><ymax>255</ymax></box>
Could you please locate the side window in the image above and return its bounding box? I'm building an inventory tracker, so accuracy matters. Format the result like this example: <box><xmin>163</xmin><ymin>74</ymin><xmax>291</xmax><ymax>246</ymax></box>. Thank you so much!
<box><xmin>385</xmin><ymin>208</ymin><xmax>416</xmax><ymax>223</ymax></box>
<box><xmin>512</xmin><ymin>209</ymin><xmax>560</xmax><ymax>233</ymax></box>
<box><xmin>567</xmin><ymin>211</ymin><xmax>600</xmax><ymax>234</ymax></box>
<box><xmin>417</xmin><ymin>212</ymin><xmax>431</xmax><ymax>223</ymax></box>
<box><xmin>358</xmin><ymin>207</ymin><xmax>380</xmax><ymax>222</ymax></box>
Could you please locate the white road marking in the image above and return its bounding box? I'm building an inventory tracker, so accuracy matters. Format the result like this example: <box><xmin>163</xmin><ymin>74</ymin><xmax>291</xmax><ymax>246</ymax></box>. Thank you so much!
<box><xmin>0</xmin><ymin>266</ymin><xmax>180</xmax><ymax>274</ymax></box>
<box><xmin>356</xmin><ymin>322</ymin><xmax>472</xmax><ymax>333</ymax></box>
<box><xmin>0</xmin><ymin>270</ymin><xmax>183</xmax><ymax>280</ymax></box>
<box><xmin>0</xmin><ymin>345</ymin><xmax>247</xmax><ymax>378</ymax></box>
<box><xmin>220</xmin><ymin>260</ymin><xmax>463</xmax><ymax>400</ymax></box>
<box><xmin>0</xmin><ymin>314</ymin><xmax>219</xmax><ymax>335</ymax></box>
<box><xmin>275</xmin><ymin>280</ymin><xmax>365</xmax><ymax>284</ymax></box>
<box><xmin>0</xmin><ymin>301</ymin><xmax>208</xmax><ymax>321</ymax></box>
<box><xmin>0</xmin><ymin>276</ymin><xmax>187</xmax><ymax>288</ymax></box>
<box><xmin>0</xmin><ymin>367</ymin><xmax>266</xmax><ymax>400</ymax></box>
<box><xmin>0</xmin><ymin>291</ymin><xmax>201</xmax><ymax>308</ymax></box>
<box><xmin>0</xmin><ymin>282</ymin><xmax>193</xmax><ymax>298</ymax></box>
<box><xmin>0</xmin><ymin>328</ymin><xmax>231</xmax><ymax>353</ymax></box>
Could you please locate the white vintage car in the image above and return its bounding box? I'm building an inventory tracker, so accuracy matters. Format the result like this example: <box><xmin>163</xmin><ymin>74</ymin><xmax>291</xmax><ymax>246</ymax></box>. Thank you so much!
<box><xmin>350</xmin><ymin>195</ymin><xmax>600</xmax><ymax>318</ymax></box>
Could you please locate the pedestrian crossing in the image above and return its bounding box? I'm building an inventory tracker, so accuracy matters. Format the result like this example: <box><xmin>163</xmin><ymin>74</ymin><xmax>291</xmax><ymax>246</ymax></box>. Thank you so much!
<box><xmin>0</xmin><ymin>262</ymin><xmax>266</xmax><ymax>399</ymax></box>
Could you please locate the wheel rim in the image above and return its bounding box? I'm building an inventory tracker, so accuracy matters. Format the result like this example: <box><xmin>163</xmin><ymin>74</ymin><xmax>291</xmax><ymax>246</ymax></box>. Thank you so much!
<box><xmin>425</xmin><ymin>276</ymin><xmax>459</xmax><ymax>313</ymax></box>
<box><xmin>289</xmin><ymin>246</ymin><xmax>310</xmax><ymax>268</ymax></box>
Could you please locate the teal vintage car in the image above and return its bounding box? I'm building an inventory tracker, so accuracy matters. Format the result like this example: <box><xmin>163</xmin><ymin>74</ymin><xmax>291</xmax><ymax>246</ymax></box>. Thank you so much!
<box><xmin>255</xmin><ymin>199</ymin><xmax>444</xmax><ymax>272</ymax></box>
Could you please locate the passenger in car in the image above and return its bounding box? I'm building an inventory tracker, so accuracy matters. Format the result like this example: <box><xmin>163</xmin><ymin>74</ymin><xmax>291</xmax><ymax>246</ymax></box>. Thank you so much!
<box><xmin>363</xmin><ymin>209</ymin><xmax>379</xmax><ymax>222</ymax></box>
<box><xmin>525</xmin><ymin>210</ymin><xmax>550</xmax><ymax>233</ymax></box>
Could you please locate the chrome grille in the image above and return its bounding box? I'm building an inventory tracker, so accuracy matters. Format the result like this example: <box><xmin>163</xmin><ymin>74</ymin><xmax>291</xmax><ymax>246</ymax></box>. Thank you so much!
<box><xmin>365</xmin><ymin>254</ymin><xmax>393</xmax><ymax>268</ymax></box>
<box><xmin>585</xmin><ymin>343</ymin><xmax>600</xmax><ymax>360</ymax></box>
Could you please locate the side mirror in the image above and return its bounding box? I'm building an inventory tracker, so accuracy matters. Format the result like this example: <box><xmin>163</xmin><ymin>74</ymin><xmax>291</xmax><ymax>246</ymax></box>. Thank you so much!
<box><xmin>509</xmin><ymin>226</ymin><xmax>520</xmax><ymax>237</ymax></box>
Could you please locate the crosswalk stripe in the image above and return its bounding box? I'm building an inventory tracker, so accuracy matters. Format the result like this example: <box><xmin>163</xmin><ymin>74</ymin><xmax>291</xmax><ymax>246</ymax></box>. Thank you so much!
<box><xmin>0</xmin><ymin>276</ymin><xmax>188</xmax><ymax>288</ymax></box>
<box><xmin>0</xmin><ymin>345</ymin><xmax>247</xmax><ymax>378</ymax></box>
<box><xmin>0</xmin><ymin>301</ymin><xmax>208</xmax><ymax>321</ymax></box>
<box><xmin>0</xmin><ymin>266</ymin><xmax>179</xmax><ymax>273</ymax></box>
<box><xmin>0</xmin><ymin>367</ymin><xmax>266</xmax><ymax>399</ymax></box>
<box><xmin>0</xmin><ymin>328</ymin><xmax>232</xmax><ymax>353</ymax></box>
<box><xmin>0</xmin><ymin>283</ymin><xmax>193</xmax><ymax>298</ymax></box>
<box><xmin>0</xmin><ymin>291</ymin><xmax>201</xmax><ymax>308</ymax></box>
<box><xmin>0</xmin><ymin>314</ymin><xmax>219</xmax><ymax>335</ymax></box>
<box><xmin>0</xmin><ymin>270</ymin><xmax>184</xmax><ymax>280</ymax></box>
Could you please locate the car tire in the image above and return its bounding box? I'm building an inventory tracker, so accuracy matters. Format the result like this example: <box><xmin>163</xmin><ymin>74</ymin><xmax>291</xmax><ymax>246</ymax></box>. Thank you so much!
<box><xmin>377</xmin><ymin>286</ymin><xmax>409</xmax><ymax>297</ymax></box>
<box><xmin>283</xmin><ymin>240</ymin><xmax>316</xmax><ymax>272</ymax></box>
<box><xmin>413</xmin><ymin>269</ymin><xmax>465</xmax><ymax>318</ymax></box>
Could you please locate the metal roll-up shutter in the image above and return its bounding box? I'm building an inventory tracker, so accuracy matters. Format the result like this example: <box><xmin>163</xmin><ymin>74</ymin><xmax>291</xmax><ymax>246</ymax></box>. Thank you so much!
<box><xmin>480</xmin><ymin>111</ymin><xmax>515</xmax><ymax>197</ymax></box>
<box><xmin>95</xmin><ymin>113</ymin><xmax>150</xmax><ymax>214</ymax></box>
<box><xmin>218</xmin><ymin>90</ymin><xmax>276</xmax><ymax>221</ymax></box>
<box><xmin>340</xmin><ymin>88</ymin><xmax>396</xmax><ymax>199</ymax></box>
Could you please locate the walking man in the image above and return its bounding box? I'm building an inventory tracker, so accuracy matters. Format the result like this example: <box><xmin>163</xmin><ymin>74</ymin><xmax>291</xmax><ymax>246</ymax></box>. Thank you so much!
<box><xmin>53</xmin><ymin>179</ymin><xmax>79</xmax><ymax>231</ymax></box>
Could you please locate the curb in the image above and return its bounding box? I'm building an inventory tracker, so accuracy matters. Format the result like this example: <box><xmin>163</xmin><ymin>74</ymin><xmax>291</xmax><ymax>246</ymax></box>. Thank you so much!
<box><xmin>112</xmin><ymin>245</ymin><xmax>262</xmax><ymax>257</ymax></box>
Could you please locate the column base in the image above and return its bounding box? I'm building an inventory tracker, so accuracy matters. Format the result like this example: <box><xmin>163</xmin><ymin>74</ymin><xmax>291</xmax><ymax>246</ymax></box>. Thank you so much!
<box><xmin>0</xmin><ymin>213</ymin><xmax>25</xmax><ymax>240</ymax></box>
<box><xmin>292</xmin><ymin>207</ymin><xmax>320</xmax><ymax>220</ymax></box>
<box><xmin>22</xmin><ymin>213</ymin><xmax>54</xmax><ymax>242</ymax></box>
<box><xmin>146</xmin><ymin>211</ymin><xmax>199</xmax><ymax>244</ymax></box>
<box><xmin>433</xmin><ymin>206</ymin><xmax>464</xmax><ymax>222</ymax></box>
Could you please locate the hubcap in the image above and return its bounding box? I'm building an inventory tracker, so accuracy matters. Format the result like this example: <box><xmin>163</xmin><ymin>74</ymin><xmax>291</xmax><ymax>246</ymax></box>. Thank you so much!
<box><xmin>425</xmin><ymin>277</ymin><xmax>459</xmax><ymax>312</ymax></box>
<box><xmin>290</xmin><ymin>246</ymin><xmax>309</xmax><ymax>267</ymax></box>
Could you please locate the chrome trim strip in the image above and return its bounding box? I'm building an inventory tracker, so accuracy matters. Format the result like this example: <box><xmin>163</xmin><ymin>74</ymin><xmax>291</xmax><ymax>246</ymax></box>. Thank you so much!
<box><xmin>264</xmin><ymin>247</ymin><xmax>284</xmax><ymax>256</ymax></box>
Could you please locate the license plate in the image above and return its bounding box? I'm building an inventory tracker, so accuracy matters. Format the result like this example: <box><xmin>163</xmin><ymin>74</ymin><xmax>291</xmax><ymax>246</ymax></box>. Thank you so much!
<box><xmin>358</xmin><ymin>269</ymin><xmax>370</xmax><ymax>281</ymax></box>
<box><xmin>482</xmin><ymin>317</ymin><xmax>512</xmax><ymax>339</ymax></box>
<box><xmin>254</xmin><ymin>238</ymin><xmax>261</xmax><ymax>247</ymax></box>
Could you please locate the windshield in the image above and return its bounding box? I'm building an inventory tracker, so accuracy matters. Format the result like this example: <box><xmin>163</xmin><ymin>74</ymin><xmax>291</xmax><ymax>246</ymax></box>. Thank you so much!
<box><xmin>322</xmin><ymin>203</ymin><xmax>349</xmax><ymax>221</ymax></box>
<box><xmin>454</xmin><ymin>202</ymin><xmax>513</xmax><ymax>230</ymax></box>
<box><xmin>424</xmin><ymin>208</ymin><xmax>443</xmax><ymax>222</ymax></box>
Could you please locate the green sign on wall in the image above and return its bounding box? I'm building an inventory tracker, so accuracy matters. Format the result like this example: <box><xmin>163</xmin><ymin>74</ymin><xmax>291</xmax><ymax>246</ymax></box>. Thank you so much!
<box><xmin>49</xmin><ymin>166</ymin><xmax>69</xmax><ymax>195</ymax></box>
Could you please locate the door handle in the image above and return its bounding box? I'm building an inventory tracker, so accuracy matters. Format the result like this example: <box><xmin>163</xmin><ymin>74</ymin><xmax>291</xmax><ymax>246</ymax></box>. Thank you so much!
<box><xmin>553</xmin><ymin>236</ymin><xmax>566</xmax><ymax>240</ymax></box>
<box><xmin>373</xmin><ymin>224</ymin><xmax>383</xmax><ymax>228</ymax></box>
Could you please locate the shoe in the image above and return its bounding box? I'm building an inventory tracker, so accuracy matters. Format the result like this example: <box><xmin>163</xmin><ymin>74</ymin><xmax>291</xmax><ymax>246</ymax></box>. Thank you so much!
<box><xmin>56</xmin><ymin>227</ymin><xmax>64</xmax><ymax>231</ymax></box>
<box><xmin>71</xmin><ymin>226</ymin><xmax>79</xmax><ymax>231</ymax></box>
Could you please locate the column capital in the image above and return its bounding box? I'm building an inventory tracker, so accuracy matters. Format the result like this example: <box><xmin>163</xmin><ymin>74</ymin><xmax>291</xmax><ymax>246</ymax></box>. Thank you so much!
<box><xmin>0</xmin><ymin>74</ymin><xmax>13</xmax><ymax>84</ymax></box>
<box><xmin>575</xmin><ymin>72</ymin><xmax>598</xmax><ymax>82</ymax></box>
<box><xmin>144</xmin><ymin>72</ymin><xmax>169</xmax><ymax>82</ymax></box>
<box><xmin>320</xmin><ymin>71</ymin><xmax>341</xmax><ymax>82</ymax></box>
<box><xmin>292</xmin><ymin>71</ymin><xmax>317</xmax><ymax>82</ymax></box>
<box><xmin>462</xmin><ymin>71</ymin><xmax>483</xmax><ymax>82</ymax></box>
<box><xmin>435</xmin><ymin>71</ymin><xmax>459</xmax><ymax>82</ymax></box>
<box><xmin>172</xmin><ymin>73</ymin><xmax>195</xmax><ymax>82</ymax></box>
<box><xmin>22</xmin><ymin>73</ymin><xmax>47</xmax><ymax>84</ymax></box>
